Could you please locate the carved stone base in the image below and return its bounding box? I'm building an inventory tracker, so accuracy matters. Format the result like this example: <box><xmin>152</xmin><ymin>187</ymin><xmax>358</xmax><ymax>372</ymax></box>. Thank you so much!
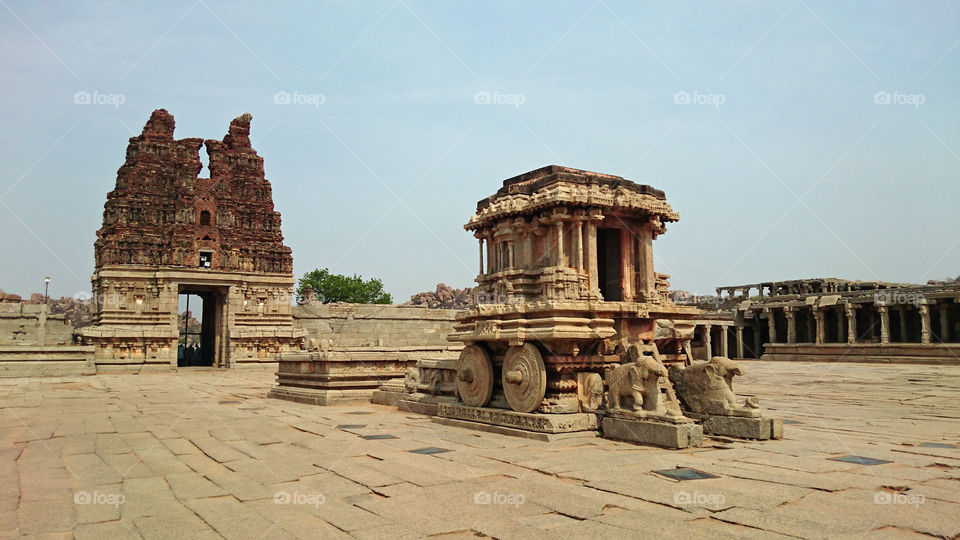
<box><xmin>267</xmin><ymin>386</ymin><xmax>373</xmax><ymax>406</ymax></box>
<box><xmin>370</xmin><ymin>378</ymin><xmax>408</xmax><ymax>408</ymax></box>
<box><xmin>397</xmin><ymin>393</ymin><xmax>459</xmax><ymax>416</ymax></box>
<box><xmin>436</xmin><ymin>403</ymin><xmax>598</xmax><ymax>434</ymax></box>
<box><xmin>688</xmin><ymin>413</ymin><xmax>783</xmax><ymax>440</ymax></box>
<box><xmin>601</xmin><ymin>415</ymin><xmax>703</xmax><ymax>449</ymax></box>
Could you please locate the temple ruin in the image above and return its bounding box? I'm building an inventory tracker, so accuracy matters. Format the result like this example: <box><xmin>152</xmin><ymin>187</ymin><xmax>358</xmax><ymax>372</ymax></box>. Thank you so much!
<box><xmin>363</xmin><ymin>166</ymin><xmax>782</xmax><ymax>445</ymax></box>
<box><xmin>721</xmin><ymin>278</ymin><xmax>960</xmax><ymax>364</ymax></box>
<box><xmin>78</xmin><ymin>109</ymin><xmax>305</xmax><ymax>371</ymax></box>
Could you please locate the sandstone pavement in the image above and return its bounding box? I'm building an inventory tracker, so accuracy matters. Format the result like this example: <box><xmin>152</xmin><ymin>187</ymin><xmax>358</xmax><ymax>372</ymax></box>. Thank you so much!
<box><xmin>1</xmin><ymin>360</ymin><xmax>958</xmax><ymax>539</ymax></box>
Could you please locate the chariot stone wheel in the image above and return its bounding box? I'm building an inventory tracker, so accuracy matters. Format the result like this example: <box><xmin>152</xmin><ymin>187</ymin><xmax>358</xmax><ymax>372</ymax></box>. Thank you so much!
<box><xmin>456</xmin><ymin>344</ymin><xmax>494</xmax><ymax>407</ymax></box>
<box><xmin>502</xmin><ymin>343</ymin><xmax>547</xmax><ymax>413</ymax></box>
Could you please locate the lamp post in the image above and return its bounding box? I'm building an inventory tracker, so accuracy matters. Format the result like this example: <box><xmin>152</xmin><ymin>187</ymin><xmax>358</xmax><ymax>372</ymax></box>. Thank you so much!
<box><xmin>44</xmin><ymin>277</ymin><xmax>50</xmax><ymax>304</ymax></box>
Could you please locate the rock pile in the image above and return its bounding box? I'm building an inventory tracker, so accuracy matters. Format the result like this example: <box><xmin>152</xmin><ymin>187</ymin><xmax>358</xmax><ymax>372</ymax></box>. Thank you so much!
<box><xmin>406</xmin><ymin>283</ymin><xmax>473</xmax><ymax>309</ymax></box>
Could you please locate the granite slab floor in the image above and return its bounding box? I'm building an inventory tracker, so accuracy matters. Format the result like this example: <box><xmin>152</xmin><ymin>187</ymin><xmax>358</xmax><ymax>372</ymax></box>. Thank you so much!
<box><xmin>1</xmin><ymin>360</ymin><xmax>958</xmax><ymax>539</ymax></box>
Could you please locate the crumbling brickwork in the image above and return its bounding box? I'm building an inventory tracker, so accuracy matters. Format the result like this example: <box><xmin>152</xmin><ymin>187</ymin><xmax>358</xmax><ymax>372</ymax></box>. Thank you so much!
<box><xmin>94</xmin><ymin>109</ymin><xmax>292</xmax><ymax>273</ymax></box>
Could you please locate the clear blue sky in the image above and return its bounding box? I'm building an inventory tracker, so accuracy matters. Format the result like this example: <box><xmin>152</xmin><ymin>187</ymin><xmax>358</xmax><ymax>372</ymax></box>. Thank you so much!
<box><xmin>1</xmin><ymin>1</ymin><xmax>958</xmax><ymax>301</ymax></box>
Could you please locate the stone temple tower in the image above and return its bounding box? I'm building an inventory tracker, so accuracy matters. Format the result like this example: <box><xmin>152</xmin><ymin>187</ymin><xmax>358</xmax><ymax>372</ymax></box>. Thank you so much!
<box><xmin>80</xmin><ymin>109</ymin><xmax>305</xmax><ymax>371</ymax></box>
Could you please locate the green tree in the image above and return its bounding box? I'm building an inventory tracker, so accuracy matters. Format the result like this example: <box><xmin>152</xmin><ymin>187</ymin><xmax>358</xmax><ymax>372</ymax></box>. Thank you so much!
<box><xmin>296</xmin><ymin>268</ymin><xmax>393</xmax><ymax>304</ymax></box>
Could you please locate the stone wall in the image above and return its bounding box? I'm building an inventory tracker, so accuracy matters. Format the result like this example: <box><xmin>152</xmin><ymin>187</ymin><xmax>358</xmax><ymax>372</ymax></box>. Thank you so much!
<box><xmin>0</xmin><ymin>303</ymin><xmax>95</xmax><ymax>376</ymax></box>
<box><xmin>0</xmin><ymin>303</ymin><xmax>76</xmax><ymax>346</ymax></box>
<box><xmin>293</xmin><ymin>303</ymin><xmax>458</xmax><ymax>348</ymax></box>
<box><xmin>269</xmin><ymin>304</ymin><xmax>462</xmax><ymax>405</ymax></box>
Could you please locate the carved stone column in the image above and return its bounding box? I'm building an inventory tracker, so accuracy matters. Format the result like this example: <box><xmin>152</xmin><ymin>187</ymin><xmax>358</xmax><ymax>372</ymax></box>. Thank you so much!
<box><xmin>477</xmin><ymin>237</ymin><xmax>484</xmax><ymax>275</ymax></box>
<box><xmin>704</xmin><ymin>324</ymin><xmax>713</xmax><ymax>361</ymax></box>
<box><xmin>785</xmin><ymin>308</ymin><xmax>797</xmax><ymax>344</ymax></box>
<box><xmin>586</xmin><ymin>220</ymin><xmax>599</xmax><ymax>296</ymax></box>
<box><xmin>766</xmin><ymin>309</ymin><xmax>777</xmax><ymax>344</ymax></box>
<box><xmin>555</xmin><ymin>221</ymin><xmax>565</xmax><ymax>267</ymax></box>
<box><xmin>845</xmin><ymin>304</ymin><xmax>858</xmax><ymax>344</ymax></box>
<box><xmin>920</xmin><ymin>304</ymin><xmax>931</xmax><ymax>345</ymax></box>
<box><xmin>814</xmin><ymin>309</ymin><xmax>825</xmax><ymax>344</ymax></box>
<box><xmin>575</xmin><ymin>221</ymin><xmax>584</xmax><ymax>272</ymax></box>
<box><xmin>507</xmin><ymin>242</ymin><xmax>515</xmax><ymax>269</ymax></box>
<box><xmin>878</xmin><ymin>305</ymin><xmax>890</xmax><ymax>344</ymax></box>
<box><xmin>720</xmin><ymin>326</ymin><xmax>729</xmax><ymax>357</ymax></box>
<box><xmin>735</xmin><ymin>326</ymin><xmax>744</xmax><ymax>359</ymax></box>
<box><xmin>485</xmin><ymin>233</ymin><xmax>494</xmax><ymax>274</ymax></box>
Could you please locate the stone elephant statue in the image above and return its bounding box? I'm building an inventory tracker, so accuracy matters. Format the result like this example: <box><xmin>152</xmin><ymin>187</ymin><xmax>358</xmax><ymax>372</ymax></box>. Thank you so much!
<box><xmin>605</xmin><ymin>346</ymin><xmax>669</xmax><ymax>413</ymax></box>
<box><xmin>668</xmin><ymin>356</ymin><xmax>759</xmax><ymax>415</ymax></box>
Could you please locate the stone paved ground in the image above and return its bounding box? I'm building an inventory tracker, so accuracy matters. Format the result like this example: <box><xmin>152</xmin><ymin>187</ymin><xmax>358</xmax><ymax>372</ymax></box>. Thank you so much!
<box><xmin>1</xmin><ymin>361</ymin><xmax>958</xmax><ymax>539</ymax></box>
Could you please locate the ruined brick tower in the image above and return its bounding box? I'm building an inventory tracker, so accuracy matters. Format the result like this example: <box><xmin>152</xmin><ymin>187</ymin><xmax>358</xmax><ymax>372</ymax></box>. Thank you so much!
<box><xmin>80</xmin><ymin>109</ymin><xmax>305</xmax><ymax>371</ymax></box>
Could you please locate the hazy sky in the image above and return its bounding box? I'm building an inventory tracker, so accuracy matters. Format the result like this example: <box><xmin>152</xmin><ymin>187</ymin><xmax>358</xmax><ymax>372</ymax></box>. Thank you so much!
<box><xmin>1</xmin><ymin>1</ymin><xmax>957</xmax><ymax>302</ymax></box>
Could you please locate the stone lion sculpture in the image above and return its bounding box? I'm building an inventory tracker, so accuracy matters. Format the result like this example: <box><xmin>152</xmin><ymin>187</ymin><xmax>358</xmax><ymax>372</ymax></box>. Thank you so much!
<box><xmin>605</xmin><ymin>345</ymin><xmax>669</xmax><ymax>413</ymax></box>
<box><xmin>668</xmin><ymin>356</ymin><xmax>759</xmax><ymax>416</ymax></box>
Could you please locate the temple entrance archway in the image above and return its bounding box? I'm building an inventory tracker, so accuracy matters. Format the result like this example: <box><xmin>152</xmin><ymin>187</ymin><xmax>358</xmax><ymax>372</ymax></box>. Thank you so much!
<box><xmin>177</xmin><ymin>285</ymin><xmax>227</xmax><ymax>367</ymax></box>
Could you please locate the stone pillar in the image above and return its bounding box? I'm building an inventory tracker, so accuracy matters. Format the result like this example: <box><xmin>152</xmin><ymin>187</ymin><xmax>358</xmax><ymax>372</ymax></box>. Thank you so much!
<box><xmin>508</xmin><ymin>242</ymin><xmax>515</xmax><ymax>269</ymax></box>
<box><xmin>575</xmin><ymin>221</ymin><xmax>584</xmax><ymax>272</ymax></box>
<box><xmin>767</xmin><ymin>310</ymin><xmax>777</xmax><ymax>344</ymax></box>
<box><xmin>785</xmin><ymin>308</ymin><xmax>797</xmax><ymax>344</ymax></box>
<box><xmin>485</xmin><ymin>234</ymin><xmax>494</xmax><ymax>274</ymax></box>
<box><xmin>478</xmin><ymin>238</ymin><xmax>484</xmax><ymax>275</ymax></box>
<box><xmin>620</xmin><ymin>229</ymin><xmax>633</xmax><ymax>301</ymax></box>
<box><xmin>878</xmin><ymin>305</ymin><xmax>890</xmax><ymax>344</ymax></box>
<box><xmin>940</xmin><ymin>304</ymin><xmax>950</xmax><ymax>342</ymax></box>
<box><xmin>845</xmin><ymin>304</ymin><xmax>857</xmax><ymax>344</ymax></box>
<box><xmin>704</xmin><ymin>324</ymin><xmax>713</xmax><ymax>361</ymax></box>
<box><xmin>636</xmin><ymin>226</ymin><xmax>655</xmax><ymax>299</ymax></box>
<box><xmin>720</xmin><ymin>326</ymin><xmax>729</xmax><ymax>357</ymax></box>
<box><xmin>814</xmin><ymin>309</ymin><xmax>825</xmax><ymax>344</ymax></box>
<box><xmin>556</xmin><ymin>221</ymin><xmax>565</xmax><ymax>267</ymax></box>
<box><xmin>735</xmin><ymin>326</ymin><xmax>744</xmax><ymax>359</ymax></box>
<box><xmin>920</xmin><ymin>304</ymin><xmax>931</xmax><ymax>345</ymax></box>
<box><xmin>586</xmin><ymin>221</ymin><xmax>599</xmax><ymax>295</ymax></box>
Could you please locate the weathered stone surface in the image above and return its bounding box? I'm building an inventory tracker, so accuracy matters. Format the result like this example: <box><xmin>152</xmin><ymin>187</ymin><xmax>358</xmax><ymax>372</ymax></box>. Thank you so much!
<box><xmin>601</xmin><ymin>416</ymin><xmax>703</xmax><ymax>449</ymax></box>
<box><xmin>95</xmin><ymin>109</ymin><xmax>290</xmax><ymax>273</ymax></box>
<box><xmin>2</xmin><ymin>354</ymin><xmax>958</xmax><ymax>538</ymax></box>
<box><xmin>437</xmin><ymin>403</ymin><xmax>597</xmax><ymax>433</ymax></box>
<box><xmin>701</xmin><ymin>415</ymin><xmax>783</xmax><ymax>440</ymax></box>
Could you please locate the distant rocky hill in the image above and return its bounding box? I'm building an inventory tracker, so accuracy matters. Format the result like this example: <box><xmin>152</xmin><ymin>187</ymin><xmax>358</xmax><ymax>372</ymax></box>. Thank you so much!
<box><xmin>406</xmin><ymin>284</ymin><xmax>473</xmax><ymax>309</ymax></box>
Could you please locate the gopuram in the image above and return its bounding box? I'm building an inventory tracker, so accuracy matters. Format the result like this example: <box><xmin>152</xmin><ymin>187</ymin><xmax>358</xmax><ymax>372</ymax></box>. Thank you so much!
<box><xmin>78</xmin><ymin>110</ymin><xmax>305</xmax><ymax>371</ymax></box>
<box><xmin>433</xmin><ymin>166</ymin><xmax>782</xmax><ymax>446</ymax></box>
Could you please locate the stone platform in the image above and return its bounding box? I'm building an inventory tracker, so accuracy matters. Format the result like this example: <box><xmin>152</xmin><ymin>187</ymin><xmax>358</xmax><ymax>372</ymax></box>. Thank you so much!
<box><xmin>271</xmin><ymin>346</ymin><xmax>459</xmax><ymax>405</ymax></box>
<box><xmin>762</xmin><ymin>342</ymin><xmax>960</xmax><ymax>365</ymax></box>
<box><xmin>2</xmin><ymin>361</ymin><xmax>959</xmax><ymax>538</ymax></box>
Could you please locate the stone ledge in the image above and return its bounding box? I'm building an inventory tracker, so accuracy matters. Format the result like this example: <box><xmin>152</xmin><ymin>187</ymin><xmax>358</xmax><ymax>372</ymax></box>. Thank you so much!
<box><xmin>267</xmin><ymin>386</ymin><xmax>374</xmax><ymax>405</ymax></box>
<box><xmin>436</xmin><ymin>403</ymin><xmax>598</xmax><ymax>434</ymax></box>
<box><xmin>601</xmin><ymin>416</ymin><xmax>703</xmax><ymax>449</ymax></box>
<box><xmin>693</xmin><ymin>414</ymin><xmax>783</xmax><ymax>440</ymax></box>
